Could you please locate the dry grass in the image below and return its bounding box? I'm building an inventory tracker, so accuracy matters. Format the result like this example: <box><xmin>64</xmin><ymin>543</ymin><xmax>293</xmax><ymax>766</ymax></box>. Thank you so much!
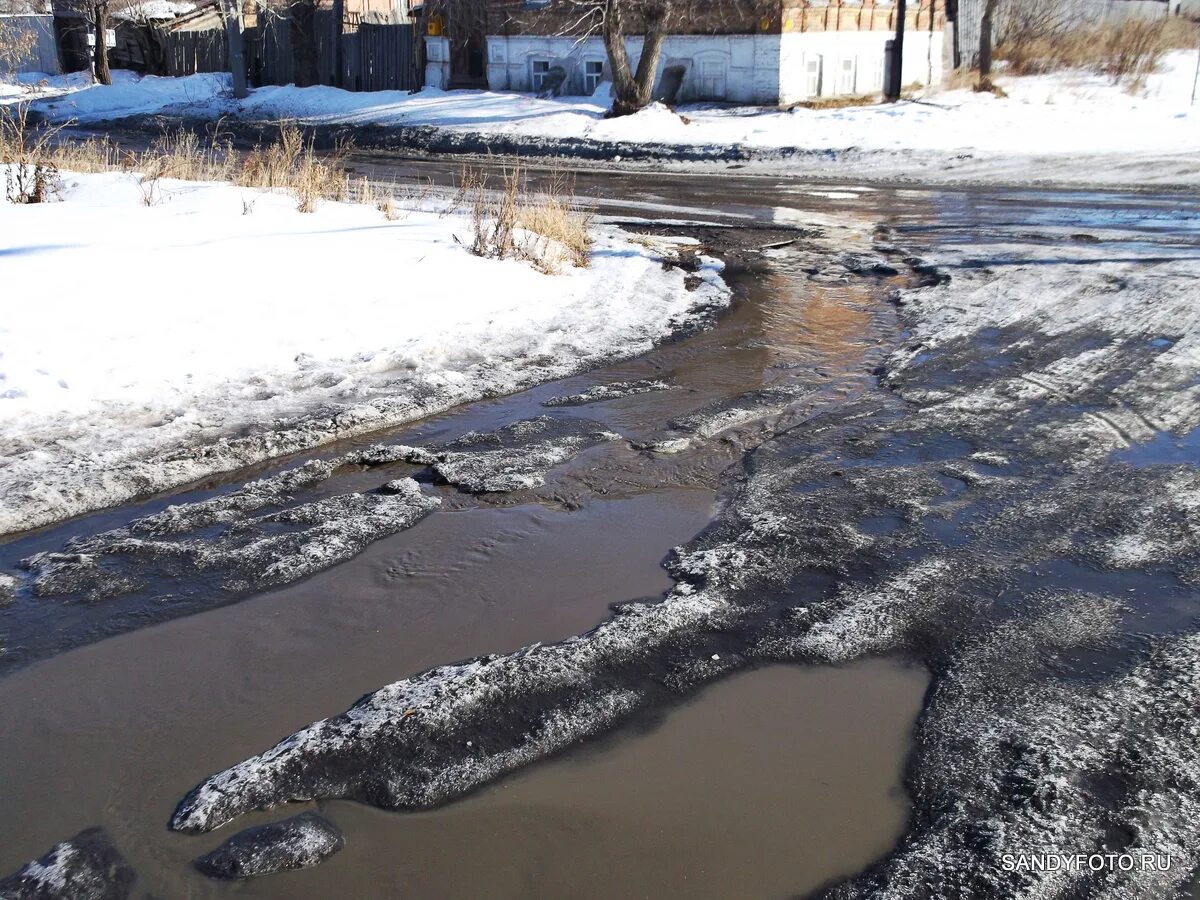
<box><xmin>788</xmin><ymin>93</ymin><xmax>880</xmax><ymax>111</ymax></box>
<box><xmin>996</xmin><ymin>18</ymin><xmax>1191</xmax><ymax>89</ymax></box>
<box><xmin>376</xmin><ymin>195</ymin><xmax>398</xmax><ymax>221</ymax></box>
<box><xmin>1</xmin><ymin>114</ymin><xmax>372</xmax><ymax>214</ymax></box>
<box><xmin>1</xmin><ymin>104</ymin><xmax>61</xmax><ymax>203</ymax></box>
<box><xmin>463</xmin><ymin>161</ymin><xmax>592</xmax><ymax>274</ymax></box>
<box><xmin>4</xmin><ymin>115</ymin><xmax>590</xmax><ymax>273</ymax></box>
<box><xmin>234</xmin><ymin>123</ymin><xmax>351</xmax><ymax>212</ymax></box>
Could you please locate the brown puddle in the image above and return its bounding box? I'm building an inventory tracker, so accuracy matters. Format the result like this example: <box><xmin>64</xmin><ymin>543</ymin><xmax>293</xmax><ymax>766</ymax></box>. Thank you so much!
<box><xmin>0</xmin><ymin>209</ymin><xmax>919</xmax><ymax>897</ymax></box>
<box><xmin>281</xmin><ymin>661</ymin><xmax>926</xmax><ymax>900</ymax></box>
<box><xmin>0</xmin><ymin>490</ymin><xmax>714</xmax><ymax>888</ymax></box>
<box><xmin>0</xmin><ymin>484</ymin><xmax>925</xmax><ymax>900</ymax></box>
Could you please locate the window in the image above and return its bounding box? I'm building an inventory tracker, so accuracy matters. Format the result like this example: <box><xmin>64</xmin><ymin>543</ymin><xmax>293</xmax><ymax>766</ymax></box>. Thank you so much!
<box><xmin>531</xmin><ymin>59</ymin><xmax>551</xmax><ymax>92</ymax></box>
<box><xmin>837</xmin><ymin>57</ymin><xmax>856</xmax><ymax>95</ymax></box>
<box><xmin>804</xmin><ymin>56</ymin><xmax>823</xmax><ymax>98</ymax></box>
<box><xmin>584</xmin><ymin>60</ymin><xmax>604</xmax><ymax>95</ymax></box>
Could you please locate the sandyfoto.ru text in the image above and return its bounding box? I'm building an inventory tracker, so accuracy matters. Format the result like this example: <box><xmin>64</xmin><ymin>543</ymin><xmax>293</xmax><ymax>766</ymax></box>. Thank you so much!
<box><xmin>1001</xmin><ymin>853</ymin><xmax>1173</xmax><ymax>873</ymax></box>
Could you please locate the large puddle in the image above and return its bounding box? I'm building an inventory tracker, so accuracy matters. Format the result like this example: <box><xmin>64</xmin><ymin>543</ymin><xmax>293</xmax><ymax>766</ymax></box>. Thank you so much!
<box><xmin>244</xmin><ymin>662</ymin><xmax>925</xmax><ymax>900</ymax></box>
<box><xmin>0</xmin><ymin>209</ymin><xmax>919</xmax><ymax>895</ymax></box>
<box><xmin>7</xmin><ymin>160</ymin><xmax>1197</xmax><ymax>897</ymax></box>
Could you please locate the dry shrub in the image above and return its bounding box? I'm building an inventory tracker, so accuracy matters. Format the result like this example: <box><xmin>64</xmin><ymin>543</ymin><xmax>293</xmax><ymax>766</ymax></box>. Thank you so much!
<box><xmin>138</xmin><ymin>130</ymin><xmax>236</xmax><ymax>182</ymax></box>
<box><xmin>997</xmin><ymin>18</ymin><xmax>1179</xmax><ymax>88</ymax></box>
<box><xmin>943</xmin><ymin>67</ymin><xmax>982</xmax><ymax>91</ymax></box>
<box><xmin>0</xmin><ymin>15</ymin><xmax>36</xmax><ymax>76</ymax></box>
<box><xmin>465</xmin><ymin>162</ymin><xmax>592</xmax><ymax>274</ymax></box>
<box><xmin>236</xmin><ymin>123</ymin><xmax>350</xmax><ymax>212</ymax></box>
<box><xmin>51</xmin><ymin>136</ymin><xmax>125</xmax><ymax>173</ymax></box>
<box><xmin>377</xmin><ymin>195</ymin><xmax>398</xmax><ymax>221</ymax></box>
<box><xmin>1</xmin><ymin>104</ymin><xmax>61</xmax><ymax>203</ymax></box>
<box><xmin>3</xmin><ymin>115</ymin><xmax>433</xmax><ymax>222</ymax></box>
<box><xmin>1160</xmin><ymin>16</ymin><xmax>1200</xmax><ymax>50</ymax></box>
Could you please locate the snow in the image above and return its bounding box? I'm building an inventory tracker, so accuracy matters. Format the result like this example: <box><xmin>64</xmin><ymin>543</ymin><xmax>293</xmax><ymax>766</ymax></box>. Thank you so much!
<box><xmin>20</xmin><ymin>70</ymin><xmax>230</xmax><ymax>120</ymax></box>
<box><xmin>117</xmin><ymin>0</ymin><xmax>197</xmax><ymax>20</ymax></box>
<box><xmin>0</xmin><ymin>170</ymin><xmax>728</xmax><ymax>534</ymax></box>
<box><xmin>9</xmin><ymin>52</ymin><xmax>1200</xmax><ymax>185</ymax></box>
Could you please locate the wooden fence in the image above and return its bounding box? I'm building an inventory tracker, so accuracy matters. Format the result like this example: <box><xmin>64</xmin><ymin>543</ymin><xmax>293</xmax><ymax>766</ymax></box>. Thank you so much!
<box><xmin>151</xmin><ymin>13</ymin><xmax>419</xmax><ymax>92</ymax></box>
<box><xmin>356</xmin><ymin>22</ymin><xmax>418</xmax><ymax>92</ymax></box>
<box><xmin>247</xmin><ymin>14</ymin><xmax>419</xmax><ymax>91</ymax></box>
<box><xmin>164</xmin><ymin>29</ymin><xmax>228</xmax><ymax>76</ymax></box>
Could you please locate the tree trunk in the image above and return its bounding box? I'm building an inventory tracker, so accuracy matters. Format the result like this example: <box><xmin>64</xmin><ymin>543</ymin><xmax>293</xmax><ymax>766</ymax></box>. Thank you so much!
<box><xmin>92</xmin><ymin>0</ymin><xmax>111</xmax><ymax>86</ymax></box>
<box><xmin>604</xmin><ymin>0</ymin><xmax>669</xmax><ymax>118</ymax></box>
<box><xmin>290</xmin><ymin>0</ymin><xmax>319</xmax><ymax>88</ymax></box>
<box><xmin>602</xmin><ymin>0</ymin><xmax>636</xmax><ymax>115</ymax></box>
<box><xmin>979</xmin><ymin>0</ymin><xmax>997</xmax><ymax>79</ymax></box>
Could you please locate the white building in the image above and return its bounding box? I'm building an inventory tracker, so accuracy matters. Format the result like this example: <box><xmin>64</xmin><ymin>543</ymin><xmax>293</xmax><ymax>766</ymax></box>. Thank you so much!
<box><xmin>425</xmin><ymin>0</ymin><xmax>946</xmax><ymax>106</ymax></box>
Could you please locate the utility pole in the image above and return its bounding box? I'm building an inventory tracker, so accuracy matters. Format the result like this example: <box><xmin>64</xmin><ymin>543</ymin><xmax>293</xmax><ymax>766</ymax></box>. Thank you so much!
<box><xmin>979</xmin><ymin>0</ymin><xmax>997</xmax><ymax>84</ymax></box>
<box><xmin>1192</xmin><ymin>36</ymin><xmax>1199</xmax><ymax>106</ymax></box>
<box><xmin>886</xmin><ymin>0</ymin><xmax>907</xmax><ymax>101</ymax></box>
<box><xmin>332</xmin><ymin>0</ymin><xmax>344</xmax><ymax>89</ymax></box>
<box><xmin>224</xmin><ymin>0</ymin><xmax>248</xmax><ymax>99</ymax></box>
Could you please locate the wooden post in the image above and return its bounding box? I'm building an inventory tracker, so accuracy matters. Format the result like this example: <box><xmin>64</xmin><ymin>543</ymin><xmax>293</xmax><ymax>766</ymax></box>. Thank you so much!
<box><xmin>331</xmin><ymin>0</ymin><xmax>343</xmax><ymax>88</ymax></box>
<box><xmin>979</xmin><ymin>0</ymin><xmax>997</xmax><ymax>80</ymax></box>
<box><xmin>886</xmin><ymin>0</ymin><xmax>906</xmax><ymax>100</ymax></box>
<box><xmin>225</xmin><ymin>0</ymin><xmax>248</xmax><ymax>98</ymax></box>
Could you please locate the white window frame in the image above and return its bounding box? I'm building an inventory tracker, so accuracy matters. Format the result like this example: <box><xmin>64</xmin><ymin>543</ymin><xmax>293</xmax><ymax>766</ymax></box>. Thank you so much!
<box><xmin>837</xmin><ymin>56</ymin><xmax>856</xmax><ymax>95</ymax></box>
<box><xmin>583</xmin><ymin>59</ymin><xmax>605</xmax><ymax>95</ymax></box>
<box><xmin>530</xmin><ymin>58</ymin><xmax>552</xmax><ymax>93</ymax></box>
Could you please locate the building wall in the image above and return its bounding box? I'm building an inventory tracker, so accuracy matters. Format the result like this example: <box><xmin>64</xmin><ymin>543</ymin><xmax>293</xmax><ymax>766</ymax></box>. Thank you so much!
<box><xmin>780</xmin><ymin>28</ymin><xmax>943</xmax><ymax>104</ymax></box>
<box><xmin>0</xmin><ymin>14</ymin><xmax>61</xmax><ymax>75</ymax></box>
<box><xmin>951</xmin><ymin>0</ymin><xmax>1173</xmax><ymax>69</ymax></box>
<box><xmin>475</xmin><ymin>28</ymin><xmax>943</xmax><ymax>104</ymax></box>
<box><xmin>483</xmin><ymin>33</ymin><xmax>783</xmax><ymax>103</ymax></box>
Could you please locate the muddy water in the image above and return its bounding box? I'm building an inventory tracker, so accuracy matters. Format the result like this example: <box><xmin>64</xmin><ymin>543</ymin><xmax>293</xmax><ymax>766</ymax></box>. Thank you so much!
<box><xmin>0</xmin><ymin>181</ymin><xmax>927</xmax><ymax>898</ymax></box>
<box><xmin>12</xmin><ymin>149</ymin><xmax>1194</xmax><ymax>895</ymax></box>
<box><xmin>246</xmin><ymin>662</ymin><xmax>925</xmax><ymax>900</ymax></box>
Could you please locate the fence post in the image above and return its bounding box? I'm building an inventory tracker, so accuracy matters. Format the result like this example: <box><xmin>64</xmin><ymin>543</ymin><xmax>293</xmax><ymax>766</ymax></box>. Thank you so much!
<box><xmin>331</xmin><ymin>0</ymin><xmax>344</xmax><ymax>88</ymax></box>
<box><xmin>224</xmin><ymin>0</ymin><xmax>248</xmax><ymax>97</ymax></box>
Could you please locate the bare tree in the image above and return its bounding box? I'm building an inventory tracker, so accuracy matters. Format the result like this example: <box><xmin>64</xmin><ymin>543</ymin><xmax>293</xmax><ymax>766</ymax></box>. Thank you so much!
<box><xmin>91</xmin><ymin>0</ymin><xmax>111</xmax><ymax>82</ymax></box>
<box><xmin>53</xmin><ymin>0</ymin><xmax>136</xmax><ymax>85</ymax></box>
<box><xmin>597</xmin><ymin>0</ymin><xmax>669</xmax><ymax>117</ymax></box>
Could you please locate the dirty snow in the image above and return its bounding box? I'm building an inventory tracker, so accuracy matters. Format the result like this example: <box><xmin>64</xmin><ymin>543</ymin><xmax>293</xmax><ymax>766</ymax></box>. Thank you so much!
<box><xmin>0</xmin><ymin>170</ymin><xmax>728</xmax><ymax>534</ymax></box>
<box><xmin>0</xmin><ymin>828</ymin><xmax>134</xmax><ymax>899</ymax></box>
<box><xmin>193</xmin><ymin>812</ymin><xmax>344</xmax><ymax>880</ymax></box>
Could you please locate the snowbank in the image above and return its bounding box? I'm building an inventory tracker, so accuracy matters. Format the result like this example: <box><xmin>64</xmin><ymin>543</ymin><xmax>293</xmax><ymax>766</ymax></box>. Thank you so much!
<box><xmin>11</xmin><ymin>52</ymin><xmax>1200</xmax><ymax>184</ymax></box>
<box><xmin>230</xmin><ymin>51</ymin><xmax>1200</xmax><ymax>157</ymax></box>
<box><xmin>0</xmin><ymin>170</ymin><xmax>728</xmax><ymax>534</ymax></box>
<box><xmin>20</xmin><ymin>70</ymin><xmax>230</xmax><ymax>120</ymax></box>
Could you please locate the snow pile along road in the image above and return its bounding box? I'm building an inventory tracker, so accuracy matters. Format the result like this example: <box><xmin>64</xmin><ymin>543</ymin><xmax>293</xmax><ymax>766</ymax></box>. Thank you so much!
<box><xmin>0</xmin><ymin>170</ymin><xmax>728</xmax><ymax>534</ymax></box>
<box><xmin>14</xmin><ymin>51</ymin><xmax>1200</xmax><ymax>186</ymax></box>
